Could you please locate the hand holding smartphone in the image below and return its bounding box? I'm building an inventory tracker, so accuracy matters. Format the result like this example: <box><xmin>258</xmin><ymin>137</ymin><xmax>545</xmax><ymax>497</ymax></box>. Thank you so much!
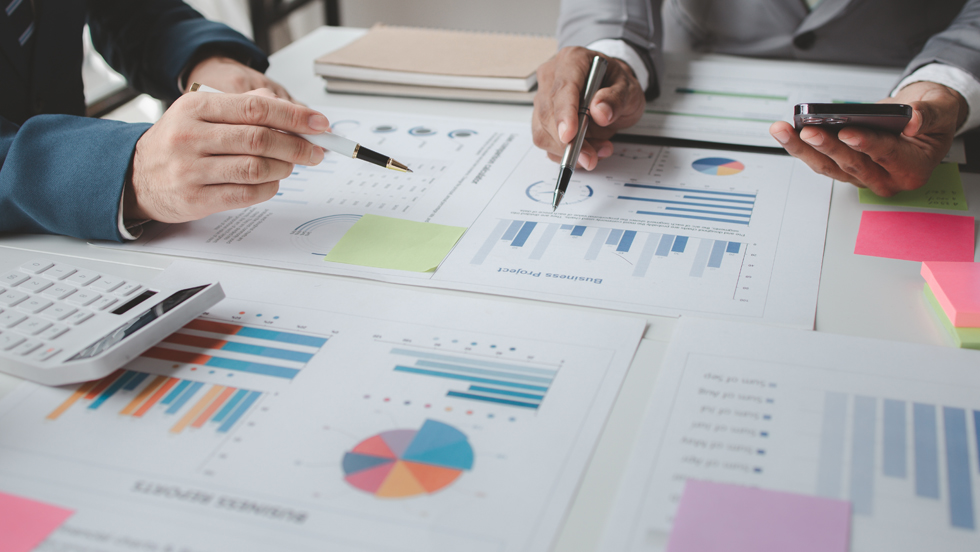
<box><xmin>794</xmin><ymin>103</ymin><xmax>913</xmax><ymax>133</ymax></box>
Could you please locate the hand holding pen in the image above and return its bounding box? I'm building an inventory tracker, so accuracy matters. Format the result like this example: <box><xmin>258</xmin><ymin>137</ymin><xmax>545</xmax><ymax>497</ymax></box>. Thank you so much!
<box><xmin>552</xmin><ymin>56</ymin><xmax>608</xmax><ymax>210</ymax></box>
<box><xmin>531</xmin><ymin>47</ymin><xmax>647</xmax><ymax>177</ymax></box>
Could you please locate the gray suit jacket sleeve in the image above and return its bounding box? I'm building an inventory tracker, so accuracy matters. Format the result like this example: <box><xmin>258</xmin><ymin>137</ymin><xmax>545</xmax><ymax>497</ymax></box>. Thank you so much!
<box><xmin>556</xmin><ymin>0</ymin><xmax>664</xmax><ymax>99</ymax></box>
<box><xmin>903</xmin><ymin>0</ymin><xmax>980</xmax><ymax>83</ymax></box>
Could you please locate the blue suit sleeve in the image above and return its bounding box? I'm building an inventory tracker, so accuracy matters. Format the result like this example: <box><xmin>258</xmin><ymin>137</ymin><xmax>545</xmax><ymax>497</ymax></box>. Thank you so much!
<box><xmin>0</xmin><ymin>115</ymin><xmax>150</xmax><ymax>241</ymax></box>
<box><xmin>87</xmin><ymin>0</ymin><xmax>269</xmax><ymax>102</ymax></box>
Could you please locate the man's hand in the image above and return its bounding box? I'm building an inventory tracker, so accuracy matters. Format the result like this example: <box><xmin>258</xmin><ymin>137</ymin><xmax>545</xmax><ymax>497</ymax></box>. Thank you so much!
<box><xmin>186</xmin><ymin>56</ymin><xmax>295</xmax><ymax>103</ymax></box>
<box><xmin>769</xmin><ymin>81</ymin><xmax>967</xmax><ymax>196</ymax></box>
<box><xmin>125</xmin><ymin>91</ymin><xmax>328</xmax><ymax>223</ymax></box>
<box><xmin>532</xmin><ymin>46</ymin><xmax>646</xmax><ymax>170</ymax></box>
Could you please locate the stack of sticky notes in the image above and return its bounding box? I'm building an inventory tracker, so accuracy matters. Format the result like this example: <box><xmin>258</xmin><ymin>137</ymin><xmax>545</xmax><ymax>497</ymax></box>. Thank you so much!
<box><xmin>921</xmin><ymin>261</ymin><xmax>980</xmax><ymax>349</ymax></box>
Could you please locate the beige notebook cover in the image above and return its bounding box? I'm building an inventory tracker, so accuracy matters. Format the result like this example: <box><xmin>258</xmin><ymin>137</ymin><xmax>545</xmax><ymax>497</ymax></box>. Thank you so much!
<box><xmin>324</xmin><ymin>78</ymin><xmax>535</xmax><ymax>104</ymax></box>
<box><xmin>315</xmin><ymin>24</ymin><xmax>557</xmax><ymax>92</ymax></box>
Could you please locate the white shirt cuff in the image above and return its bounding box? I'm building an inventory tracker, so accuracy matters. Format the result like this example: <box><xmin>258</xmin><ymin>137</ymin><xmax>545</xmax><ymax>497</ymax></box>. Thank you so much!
<box><xmin>117</xmin><ymin>191</ymin><xmax>142</xmax><ymax>241</ymax></box>
<box><xmin>892</xmin><ymin>63</ymin><xmax>980</xmax><ymax>134</ymax></box>
<box><xmin>586</xmin><ymin>39</ymin><xmax>650</xmax><ymax>94</ymax></box>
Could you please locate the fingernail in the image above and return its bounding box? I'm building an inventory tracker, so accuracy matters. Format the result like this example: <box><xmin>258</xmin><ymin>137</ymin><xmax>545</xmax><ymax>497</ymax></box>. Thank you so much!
<box><xmin>309</xmin><ymin>114</ymin><xmax>330</xmax><ymax>131</ymax></box>
<box><xmin>310</xmin><ymin>147</ymin><xmax>324</xmax><ymax>165</ymax></box>
<box><xmin>839</xmin><ymin>135</ymin><xmax>859</xmax><ymax>147</ymax></box>
<box><xmin>772</xmin><ymin>130</ymin><xmax>790</xmax><ymax>144</ymax></box>
<box><xmin>598</xmin><ymin>143</ymin><xmax>614</xmax><ymax>158</ymax></box>
<box><xmin>801</xmin><ymin>132</ymin><xmax>823</xmax><ymax>146</ymax></box>
<box><xmin>558</xmin><ymin>122</ymin><xmax>568</xmax><ymax>142</ymax></box>
<box><xmin>577</xmin><ymin>152</ymin><xmax>591</xmax><ymax>169</ymax></box>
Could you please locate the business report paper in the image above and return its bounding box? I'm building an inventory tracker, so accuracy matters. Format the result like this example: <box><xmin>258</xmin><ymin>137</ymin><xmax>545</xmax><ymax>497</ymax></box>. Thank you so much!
<box><xmin>106</xmin><ymin>108</ymin><xmax>833</xmax><ymax>328</ymax></box>
<box><xmin>601</xmin><ymin>317</ymin><xmax>980</xmax><ymax>552</ymax></box>
<box><xmin>628</xmin><ymin>53</ymin><xmax>967</xmax><ymax>163</ymax></box>
<box><xmin>0</xmin><ymin>261</ymin><xmax>644</xmax><ymax>552</ymax></box>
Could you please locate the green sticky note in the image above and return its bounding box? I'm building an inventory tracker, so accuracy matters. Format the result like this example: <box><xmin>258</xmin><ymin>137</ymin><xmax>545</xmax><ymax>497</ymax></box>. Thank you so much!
<box><xmin>924</xmin><ymin>283</ymin><xmax>980</xmax><ymax>350</ymax></box>
<box><xmin>859</xmin><ymin>163</ymin><xmax>967</xmax><ymax>210</ymax></box>
<box><xmin>324</xmin><ymin>214</ymin><xmax>466</xmax><ymax>272</ymax></box>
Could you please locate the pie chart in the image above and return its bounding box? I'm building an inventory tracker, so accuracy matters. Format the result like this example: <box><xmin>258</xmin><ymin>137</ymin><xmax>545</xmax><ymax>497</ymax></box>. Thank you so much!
<box><xmin>342</xmin><ymin>420</ymin><xmax>474</xmax><ymax>498</ymax></box>
<box><xmin>692</xmin><ymin>157</ymin><xmax>745</xmax><ymax>176</ymax></box>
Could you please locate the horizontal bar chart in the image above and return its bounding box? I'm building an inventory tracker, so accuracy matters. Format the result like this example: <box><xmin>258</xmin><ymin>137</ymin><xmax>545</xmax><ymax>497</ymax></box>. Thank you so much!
<box><xmin>816</xmin><ymin>392</ymin><xmax>978</xmax><ymax>530</ymax></box>
<box><xmin>46</xmin><ymin>370</ymin><xmax>262</xmax><ymax>435</ymax></box>
<box><xmin>391</xmin><ymin>348</ymin><xmax>557</xmax><ymax>409</ymax></box>
<box><xmin>619</xmin><ymin>182</ymin><xmax>756</xmax><ymax>225</ymax></box>
<box><xmin>138</xmin><ymin>318</ymin><xmax>328</xmax><ymax>380</ymax></box>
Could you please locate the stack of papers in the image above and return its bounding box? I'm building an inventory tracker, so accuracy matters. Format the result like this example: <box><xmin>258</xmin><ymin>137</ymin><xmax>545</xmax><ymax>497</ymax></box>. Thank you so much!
<box><xmin>315</xmin><ymin>25</ymin><xmax>556</xmax><ymax>104</ymax></box>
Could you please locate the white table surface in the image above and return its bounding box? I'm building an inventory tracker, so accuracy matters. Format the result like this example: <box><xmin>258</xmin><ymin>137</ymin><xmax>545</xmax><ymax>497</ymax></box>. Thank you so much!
<box><xmin>1</xmin><ymin>26</ymin><xmax>978</xmax><ymax>552</ymax></box>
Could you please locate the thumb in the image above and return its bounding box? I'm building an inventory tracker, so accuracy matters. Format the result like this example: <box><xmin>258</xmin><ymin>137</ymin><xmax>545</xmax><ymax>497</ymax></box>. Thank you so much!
<box><xmin>903</xmin><ymin>100</ymin><xmax>945</xmax><ymax>137</ymax></box>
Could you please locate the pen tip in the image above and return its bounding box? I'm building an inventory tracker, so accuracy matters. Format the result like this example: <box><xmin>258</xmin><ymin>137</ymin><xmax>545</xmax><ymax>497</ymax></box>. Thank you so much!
<box><xmin>386</xmin><ymin>159</ymin><xmax>411</xmax><ymax>173</ymax></box>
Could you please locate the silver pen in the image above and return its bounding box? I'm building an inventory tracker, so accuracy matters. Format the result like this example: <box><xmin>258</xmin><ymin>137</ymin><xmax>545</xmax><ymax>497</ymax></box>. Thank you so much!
<box><xmin>189</xmin><ymin>83</ymin><xmax>411</xmax><ymax>172</ymax></box>
<box><xmin>552</xmin><ymin>56</ymin><xmax>608</xmax><ymax>211</ymax></box>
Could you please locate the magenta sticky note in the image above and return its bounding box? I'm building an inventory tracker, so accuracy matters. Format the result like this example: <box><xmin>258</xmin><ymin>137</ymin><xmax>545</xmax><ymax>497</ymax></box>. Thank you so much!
<box><xmin>0</xmin><ymin>491</ymin><xmax>74</xmax><ymax>552</ymax></box>
<box><xmin>666</xmin><ymin>480</ymin><xmax>850</xmax><ymax>552</ymax></box>
<box><xmin>854</xmin><ymin>211</ymin><xmax>975</xmax><ymax>262</ymax></box>
<box><xmin>922</xmin><ymin>262</ymin><xmax>980</xmax><ymax>327</ymax></box>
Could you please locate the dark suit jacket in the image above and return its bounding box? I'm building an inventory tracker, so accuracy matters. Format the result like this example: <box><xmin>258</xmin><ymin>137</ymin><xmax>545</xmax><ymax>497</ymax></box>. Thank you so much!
<box><xmin>0</xmin><ymin>0</ymin><xmax>267</xmax><ymax>240</ymax></box>
<box><xmin>558</xmin><ymin>0</ymin><xmax>980</xmax><ymax>101</ymax></box>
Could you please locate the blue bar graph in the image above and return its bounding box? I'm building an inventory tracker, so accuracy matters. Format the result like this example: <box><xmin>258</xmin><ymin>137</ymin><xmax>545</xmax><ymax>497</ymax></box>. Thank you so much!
<box><xmin>236</xmin><ymin>327</ymin><xmax>327</xmax><ymax>348</ymax></box>
<box><xmin>394</xmin><ymin>366</ymin><xmax>549</xmax><ymax>391</ymax></box>
<box><xmin>560</xmin><ymin>224</ymin><xmax>573</xmax><ymax>230</ymax></box>
<box><xmin>623</xmin><ymin>183</ymin><xmax>756</xmax><ymax>198</ymax></box>
<box><xmin>637</xmin><ymin>211</ymin><xmax>751</xmax><ymax>225</ymax></box>
<box><xmin>617</xmin><ymin>231</ymin><xmax>636</xmax><ymax>252</ymax></box>
<box><xmin>726</xmin><ymin>242</ymin><xmax>742</xmax><ymax>254</ymax></box>
<box><xmin>413</xmin><ymin>360</ymin><xmax>552</xmax><ymax>384</ymax></box>
<box><xmin>468</xmin><ymin>386</ymin><xmax>544</xmax><ymax>400</ymax></box>
<box><xmin>707</xmin><ymin>241</ymin><xmax>727</xmax><ymax>269</ymax></box>
<box><xmin>850</xmin><ymin>396</ymin><xmax>876</xmax><ymax>515</ymax></box>
<box><xmin>883</xmin><ymin>399</ymin><xmax>907</xmax><ymax>478</ymax></box>
<box><xmin>606</xmin><ymin>229</ymin><xmax>624</xmax><ymax>245</ymax></box>
<box><xmin>218</xmin><ymin>390</ymin><xmax>261</xmax><ymax>433</ymax></box>
<box><xmin>671</xmin><ymin>236</ymin><xmax>688</xmax><ymax>253</ymax></box>
<box><xmin>390</xmin><ymin>348</ymin><xmax>556</xmax><ymax>375</ymax></box>
<box><xmin>502</xmin><ymin>220</ymin><xmax>524</xmax><ymax>241</ymax></box>
<box><xmin>446</xmin><ymin>391</ymin><xmax>539</xmax><ymax>409</ymax></box>
<box><xmin>683</xmin><ymin>195</ymin><xmax>755</xmax><ymax>204</ymax></box>
<box><xmin>914</xmin><ymin>403</ymin><xmax>940</xmax><ymax>499</ymax></box>
<box><xmin>816</xmin><ymin>391</ymin><xmax>848</xmax><ymax>498</ymax></box>
<box><xmin>944</xmin><ymin>407</ymin><xmax>975</xmax><ymax>529</ymax></box>
<box><xmin>511</xmin><ymin>222</ymin><xmax>537</xmax><ymax>247</ymax></box>
<box><xmin>123</xmin><ymin>372</ymin><xmax>150</xmax><ymax>391</ymax></box>
<box><xmin>89</xmin><ymin>371</ymin><xmax>139</xmax><ymax>410</ymax></box>
<box><xmin>212</xmin><ymin>389</ymin><xmax>249</xmax><ymax>423</ymax></box>
<box><xmin>162</xmin><ymin>380</ymin><xmax>191</xmax><ymax>405</ymax></box>
<box><xmin>205</xmin><ymin>357</ymin><xmax>300</xmax><ymax>379</ymax></box>
<box><xmin>221</xmin><ymin>342</ymin><xmax>314</xmax><ymax>362</ymax></box>
<box><xmin>619</xmin><ymin>196</ymin><xmax>753</xmax><ymax>211</ymax></box>
<box><xmin>570</xmin><ymin>226</ymin><xmax>586</xmax><ymax>237</ymax></box>
<box><xmin>655</xmin><ymin>235</ymin><xmax>675</xmax><ymax>257</ymax></box>
<box><xmin>166</xmin><ymin>382</ymin><xmax>204</xmax><ymax>414</ymax></box>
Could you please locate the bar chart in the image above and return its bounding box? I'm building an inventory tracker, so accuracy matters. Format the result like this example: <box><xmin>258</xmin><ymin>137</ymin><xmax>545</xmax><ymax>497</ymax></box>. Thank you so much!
<box><xmin>391</xmin><ymin>347</ymin><xmax>558</xmax><ymax>409</ymax></box>
<box><xmin>45</xmin><ymin>369</ymin><xmax>263</xmax><ymax>435</ymax></box>
<box><xmin>470</xmin><ymin>218</ymin><xmax>743</xmax><ymax>280</ymax></box>
<box><xmin>617</xmin><ymin>182</ymin><xmax>755</xmax><ymax>226</ymax></box>
<box><xmin>817</xmin><ymin>392</ymin><xmax>977</xmax><ymax>530</ymax></box>
<box><xmin>138</xmin><ymin>318</ymin><xmax>329</xmax><ymax>381</ymax></box>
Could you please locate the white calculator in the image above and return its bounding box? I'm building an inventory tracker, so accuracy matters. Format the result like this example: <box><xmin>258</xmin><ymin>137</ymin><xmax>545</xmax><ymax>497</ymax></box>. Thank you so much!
<box><xmin>0</xmin><ymin>259</ymin><xmax>224</xmax><ymax>386</ymax></box>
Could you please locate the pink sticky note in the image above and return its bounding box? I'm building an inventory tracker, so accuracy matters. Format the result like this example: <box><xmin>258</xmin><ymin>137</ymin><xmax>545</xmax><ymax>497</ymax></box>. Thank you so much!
<box><xmin>0</xmin><ymin>491</ymin><xmax>74</xmax><ymax>552</ymax></box>
<box><xmin>854</xmin><ymin>211</ymin><xmax>975</xmax><ymax>262</ymax></box>
<box><xmin>666</xmin><ymin>480</ymin><xmax>850</xmax><ymax>552</ymax></box>
<box><xmin>922</xmin><ymin>262</ymin><xmax>980</xmax><ymax>327</ymax></box>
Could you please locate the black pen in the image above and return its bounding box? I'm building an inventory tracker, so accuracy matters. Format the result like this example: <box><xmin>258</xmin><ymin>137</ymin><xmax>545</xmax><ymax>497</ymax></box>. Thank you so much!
<box><xmin>552</xmin><ymin>56</ymin><xmax>608</xmax><ymax>210</ymax></box>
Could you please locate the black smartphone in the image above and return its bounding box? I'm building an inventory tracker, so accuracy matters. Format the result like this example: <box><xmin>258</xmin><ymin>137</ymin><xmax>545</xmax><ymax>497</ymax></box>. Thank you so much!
<box><xmin>794</xmin><ymin>103</ymin><xmax>913</xmax><ymax>133</ymax></box>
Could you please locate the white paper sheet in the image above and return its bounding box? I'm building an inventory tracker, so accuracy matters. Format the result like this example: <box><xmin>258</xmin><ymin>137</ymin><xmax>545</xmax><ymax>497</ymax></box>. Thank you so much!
<box><xmin>601</xmin><ymin>317</ymin><xmax>980</xmax><ymax>552</ymax></box>
<box><xmin>629</xmin><ymin>53</ymin><xmax>968</xmax><ymax>164</ymax></box>
<box><xmin>0</xmin><ymin>261</ymin><xmax>644</xmax><ymax>552</ymax></box>
<box><xmin>104</xmin><ymin>108</ymin><xmax>832</xmax><ymax>328</ymax></box>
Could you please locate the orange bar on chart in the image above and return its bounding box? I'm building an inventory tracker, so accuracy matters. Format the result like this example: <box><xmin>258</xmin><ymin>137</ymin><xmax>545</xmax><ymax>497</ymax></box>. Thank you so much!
<box><xmin>46</xmin><ymin>380</ymin><xmax>99</xmax><ymax>420</ymax></box>
<box><xmin>162</xmin><ymin>333</ymin><xmax>228</xmax><ymax>350</ymax></box>
<box><xmin>133</xmin><ymin>377</ymin><xmax>180</xmax><ymax>417</ymax></box>
<box><xmin>83</xmin><ymin>370</ymin><xmax>124</xmax><ymax>400</ymax></box>
<box><xmin>170</xmin><ymin>385</ymin><xmax>225</xmax><ymax>434</ymax></box>
<box><xmin>191</xmin><ymin>387</ymin><xmax>237</xmax><ymax>428</ymax></box>
<box><xmin>184</xmin><ymin>319</ymin><xmax>242</xmax><ymax>335</ymax></box>
<box><xmin>119</xmin><ymin>375</ymin><xmax>168</xmax><ymax>416</ymax></box>
<box><xmin>142</xmin><ymin>346</ymin><xmax>211</xmax><ymax>365</ymax></box>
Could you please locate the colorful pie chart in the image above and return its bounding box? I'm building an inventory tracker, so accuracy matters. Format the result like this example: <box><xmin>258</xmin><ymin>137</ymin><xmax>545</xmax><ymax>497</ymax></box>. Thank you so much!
<box><xmin>342</xmin><ymin>420</ymin><xmax>474</xmax><ymax>498</ymax></box>
<box><xmin>693</xmin><ymin>157</ymin><xmax>745</xmax><ymax>176</ymax></box>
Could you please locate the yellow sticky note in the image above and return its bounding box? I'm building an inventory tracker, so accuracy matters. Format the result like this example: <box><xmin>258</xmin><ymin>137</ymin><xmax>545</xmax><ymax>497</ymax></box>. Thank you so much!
<box><xmin>324</xmin><ymin>214</ymin><xmax>466</xmax><ymax>272</ymax></box>
<box><xmin>858</xmin><ymin>163</ymin><xmax>967</xmax><ymax>210</ymax></box>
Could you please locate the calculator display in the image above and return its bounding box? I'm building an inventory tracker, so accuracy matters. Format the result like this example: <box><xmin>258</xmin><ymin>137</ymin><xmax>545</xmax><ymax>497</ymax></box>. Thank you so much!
<box><xmin>67</xmin><ymin>285</ymin><xmax>208</xmax><ymax>361</ymax></box>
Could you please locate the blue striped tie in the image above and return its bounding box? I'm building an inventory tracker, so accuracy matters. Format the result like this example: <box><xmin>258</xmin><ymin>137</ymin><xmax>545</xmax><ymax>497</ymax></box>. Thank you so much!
<box><xmin>5</xmin><ymin>0</ymin><xmax>35</xmax><ymax>52</ymax></box>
